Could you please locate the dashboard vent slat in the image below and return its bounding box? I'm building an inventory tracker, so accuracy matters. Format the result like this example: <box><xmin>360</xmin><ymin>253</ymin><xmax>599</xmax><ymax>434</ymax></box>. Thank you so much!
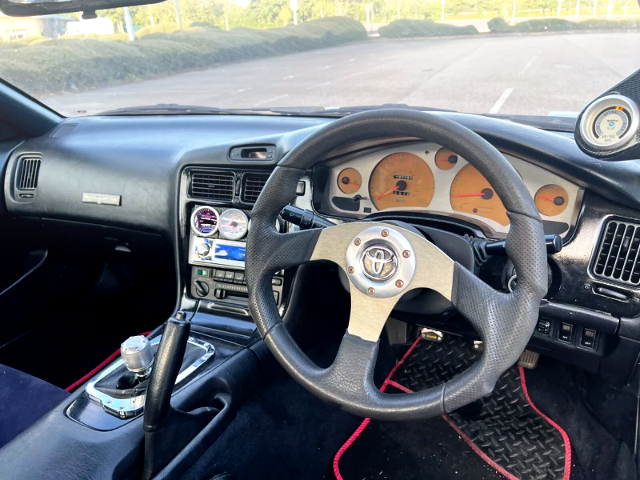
<box><xmin>593</xmin><ymin>219</ymin><xmax>640</xmax><ymax>286</ymax></box>
<box><xmin>242</xmin><ymin>174</ymin><xmax>269</xmax><ymax>203</ymax></box>
<box><xmin>190</xmin><ymin>171</ymin><xmax>235</xmax><ymax>201</ymax></box>
<box><xmin>18</xmin><ymin>156</ymin><xmax>41</xmax><ymax>190</ymax></box>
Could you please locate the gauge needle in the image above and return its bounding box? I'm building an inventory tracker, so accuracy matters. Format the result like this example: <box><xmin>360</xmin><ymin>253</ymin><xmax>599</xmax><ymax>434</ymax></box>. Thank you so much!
<box><xmin>452</xmin><ymin>193</ymin><xmax>486</xmax><ymax>197</ymax></box>
<box><xmin>376</xmin><ymin>185</ymin><xmax>400</xmax><ymax>200</ymax></box>
<box><xmin>538</xmin><ymin>196</ymin><xmax>556</xmax><ymax>201</ymax></box>
<box><xmin>349</xmin><ymin>181</ymin><xmax>360</xmax><ymax>186</ymax></box>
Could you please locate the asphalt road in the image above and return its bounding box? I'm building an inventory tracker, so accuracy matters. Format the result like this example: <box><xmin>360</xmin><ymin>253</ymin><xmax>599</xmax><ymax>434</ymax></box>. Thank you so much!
<box><xmin>45</xmin><ymin>32</ymin><xmax>640</xmax><ymax>117</ymax></box>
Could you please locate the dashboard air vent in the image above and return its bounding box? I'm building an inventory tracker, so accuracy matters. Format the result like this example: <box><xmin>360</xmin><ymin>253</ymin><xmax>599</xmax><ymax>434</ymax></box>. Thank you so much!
<box><xmin>190</xmin><ymin>171</ymin><xmax>234</xmax><ymax>202</ymax></box>
<box><xmin>242</xmin><ymin>174</ymin><xmax>269</xmax><ymax>203</ymax></box>
<box><xmin>593</xmin><ymin>219</ymin><xmax>640</xmax><ymax>286</ymax></box>
<box><xmin>18</xmin><ymin>156</ymin><xmax>41</xmax><ymax>190</ymax></box>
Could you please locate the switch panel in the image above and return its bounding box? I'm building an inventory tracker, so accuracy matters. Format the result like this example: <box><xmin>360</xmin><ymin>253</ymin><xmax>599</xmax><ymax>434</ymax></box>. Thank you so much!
<box><xmin>536</xmin><ymin>320</ymin><xmax>551</xmax><ymax>335</ymax></box>
<box><xmin>581</xmin><ymin>328</ymin><xmax>596</xmax><ymax>348</ymax></box>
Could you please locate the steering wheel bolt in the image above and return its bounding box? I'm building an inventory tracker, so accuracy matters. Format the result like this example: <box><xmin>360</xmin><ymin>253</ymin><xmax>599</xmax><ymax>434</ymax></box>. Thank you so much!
<box><xmin>367</xmin><ymin>287</ymin><xmax>375</xmax><ymax>295</ymax></box>
<box><xmin>354</xmin><ymin>238</ymin><xmax>361</xmax><ymax>246</ymax></box>
<box><xmin>403</xmin><ymin>250</ymin><xmax>411</xmax><ymax>258</ymax></box>
<box><xmin>381</xmin><ymin>229</ymin><xmax>389</xmax><ymax>237</ymax></box>
<box><xmin>348</xmin><ymin>266</ymin><xmax>354</xmax><ymax>274</ymax></box>
<box><xmin>395</xmin><ymin>280</ymin><xmax>404</xmax><ymax>288</ymax></box>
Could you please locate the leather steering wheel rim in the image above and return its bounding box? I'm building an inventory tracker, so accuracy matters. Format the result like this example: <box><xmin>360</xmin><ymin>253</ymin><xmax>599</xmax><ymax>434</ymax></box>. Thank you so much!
<box><xmin>246</xmin><ymin>109</ymin><xmax>548</xmax><ymax>421</ymax></box>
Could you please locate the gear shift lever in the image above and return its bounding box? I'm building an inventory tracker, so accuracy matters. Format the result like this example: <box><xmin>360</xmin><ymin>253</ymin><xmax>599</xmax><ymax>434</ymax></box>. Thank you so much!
<box><xmin>121</xmin><ymin>335</ymin><xmax>154</xmax><ymax>379</ymax></box>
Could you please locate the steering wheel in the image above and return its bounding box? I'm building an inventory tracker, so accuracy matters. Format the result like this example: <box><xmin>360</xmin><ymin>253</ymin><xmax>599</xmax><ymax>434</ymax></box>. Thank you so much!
<box><xmin>246</xmin><ymin>109</ymin><xmax>548</xmax><ymax>420</ymax></box>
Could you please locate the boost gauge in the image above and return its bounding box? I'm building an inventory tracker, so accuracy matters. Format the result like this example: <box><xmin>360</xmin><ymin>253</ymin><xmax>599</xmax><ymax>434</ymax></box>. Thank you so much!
<box><xmin>191</xmin><ymin>206</ymin><xmax>219</xmax><ymax>237</ymax></box>
<box><xmin>580</xmin><ymin>94</ymin><xmax>639</xmax><ymax>151</ymax></box>
<box><xmin>219</xmin><ymin>209</ymin><xmax>249</xmax><ymax>240</ymax></box>
<box><xmin>337</xmin><ymin>168</ymin><xmax>362</xmax><ymax>194</ymax></box>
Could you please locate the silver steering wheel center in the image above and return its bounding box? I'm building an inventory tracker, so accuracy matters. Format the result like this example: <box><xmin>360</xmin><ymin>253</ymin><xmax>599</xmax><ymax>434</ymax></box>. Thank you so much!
<box><xmin>346</xmin><ymin>225</ymin><xmax>416</xmax><ymax>298</ymax></box>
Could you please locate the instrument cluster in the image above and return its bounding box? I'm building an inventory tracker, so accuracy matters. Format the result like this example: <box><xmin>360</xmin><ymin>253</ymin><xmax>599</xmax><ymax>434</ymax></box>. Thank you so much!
<box><xmin>321</xmin><ymin>142</ymin><xmax>583</xmax><ymax>239</ymax></box>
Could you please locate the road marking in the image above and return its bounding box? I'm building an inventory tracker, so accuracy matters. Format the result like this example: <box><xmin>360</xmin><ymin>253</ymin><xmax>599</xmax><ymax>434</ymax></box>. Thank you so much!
<box><xmin>320</xmin><ymin>65</ymin><xmax>331</xmax><ymax>70</ymax></box>
<box><xmin>489</xmin><ymin>88</ymin><xmax>514</xmax><ymax>114</ymax></box>
<box><xmin>283</xmin><ymin>75</ymin><xmax>297</xmax><ymax>80</ymax></box>
<box><xmin>230</xmin><ymin>88</ymin><xmax>251</xmax><ymax>95</ymax></box>
<box><xmin>307</xmin><ymin>81</ymin><xmax>331</xmax><ymax>89</ymax></box>
<box><xmin>518</xmin><ymin>56</ymin><xmax>537</xmax><ymax>76</ymax></box>
<box><xmin>349</xmin><ymin>58</ymin><xmax>355</xmax><ymax>62</ymax></box>
<box><xmin>253</xmin><ymin>94</ymin><xmax>289</xmax><ymax>106</ymax></box>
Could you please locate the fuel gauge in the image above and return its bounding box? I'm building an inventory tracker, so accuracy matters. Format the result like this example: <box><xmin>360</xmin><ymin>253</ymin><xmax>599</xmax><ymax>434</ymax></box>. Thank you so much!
<box><xmin>337</xmin><ymin>168</ymin><xmax>362</xmax><ymax>195</ymax></box>
<box><xmin>535</xmin><ymin>185</ymin><xmax>568</xmax><ymax>217</ymax></box>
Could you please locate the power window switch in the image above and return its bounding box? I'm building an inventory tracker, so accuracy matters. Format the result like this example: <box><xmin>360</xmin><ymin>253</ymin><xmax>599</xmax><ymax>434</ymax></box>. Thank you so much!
<box><xmin>581</xmin><ymin>329</ymin><xmax>596</xmax><ymax>349</ymax></box>
<box><xmin>558</xmin><ymin>322</ymin><xmax>573</xmax><ymax>342</ymax></box>
<box><xmin>536</xmin><ymin>320</ymin><xmax>551</xmax><ymax>335</ymax></box>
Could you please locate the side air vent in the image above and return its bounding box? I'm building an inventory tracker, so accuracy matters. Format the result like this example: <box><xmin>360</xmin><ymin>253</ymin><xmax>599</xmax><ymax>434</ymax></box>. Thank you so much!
<box><xmin>242</xmin><ymin>174</ymin><xmax>269</xmax><ymax>203</ymax></box>
<box><xmin>16</xmin><ymin>155</ymin><xmax>42</xmax><ymax>199</ymax></box>
<box><xmin>190</xmin><ymin>171</ymin><xmax>234</xmax><ymax>202</ymax></box>
<box><xmin>593</xmin><ymin>219</ymin><xmax>640</xmax><ymax>286</ymax></box>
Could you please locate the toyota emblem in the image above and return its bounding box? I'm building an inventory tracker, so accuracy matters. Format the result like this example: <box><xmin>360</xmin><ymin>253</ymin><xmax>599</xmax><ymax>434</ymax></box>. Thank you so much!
<box><xmin>361</xmin><ymin>245</ymin><xmax>398</xmax><ymax>281</ymax></box>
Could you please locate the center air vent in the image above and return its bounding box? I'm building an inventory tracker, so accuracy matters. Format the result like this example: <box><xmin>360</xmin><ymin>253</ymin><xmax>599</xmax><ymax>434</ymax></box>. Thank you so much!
<box><xmin>17</xmin><ymin>156</ymin><xmax>41</xmax><ymax>191</ymax></box>
<box><xmin>242</xmin><ymin>174</ymin><xmax>269</xmax><ymax>203</ymax></box>
<box><xmin>190</xmin><ymin>171</ymin><xmax>235</xmax><ymax>202</ymax></box>
<box><xmin>593</xmin><ymin>219</ymin><xmax>640</xmax><ymax>286</ymax></box>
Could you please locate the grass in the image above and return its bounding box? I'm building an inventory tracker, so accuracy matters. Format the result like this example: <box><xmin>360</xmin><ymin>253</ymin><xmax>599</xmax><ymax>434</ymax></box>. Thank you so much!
<box><xmin>0</xmin><ymin>16</ymin><xmax>367</xmax><ymax>96</ymax></box>
<box><xmin>378</xmin><ymin>19</ymin><xmax>479</xmax><ymax>38</ymax></box>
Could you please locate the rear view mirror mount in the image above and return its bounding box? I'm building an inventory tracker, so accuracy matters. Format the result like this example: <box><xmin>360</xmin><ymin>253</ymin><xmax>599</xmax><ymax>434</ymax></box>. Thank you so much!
<box><xmin>0</xmin><ymin>0</ymin><xmax>165</xmax><ymax>18</ymax></box>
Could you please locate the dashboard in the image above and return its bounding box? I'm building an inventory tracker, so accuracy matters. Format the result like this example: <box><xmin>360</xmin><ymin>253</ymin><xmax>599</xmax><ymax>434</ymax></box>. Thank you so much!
<box><xmin>317</xmin><ymin>142</ymin><xmax>583</xmax><ymax>239</ymax></box>
<box><xmin>4</xmin><ymin>111</ymin><xmax>640</xmax><ymax>386</ymax></box>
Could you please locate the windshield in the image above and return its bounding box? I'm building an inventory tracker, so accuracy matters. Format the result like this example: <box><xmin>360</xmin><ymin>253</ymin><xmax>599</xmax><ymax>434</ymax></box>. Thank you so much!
<box><xmin>1</xmin><ymin>5</ymin><xmax>639</xmax><ymax>117</ymax></box>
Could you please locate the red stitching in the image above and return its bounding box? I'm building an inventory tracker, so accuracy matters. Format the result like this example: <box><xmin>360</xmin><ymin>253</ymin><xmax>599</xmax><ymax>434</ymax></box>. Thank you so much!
<box><xmin>64</xmin><ymin>331</ymin><xmax>152</xmax><ymax>392</ymax></box>
<box><xmin>519</xmin><ymin>365</ymin><xmax>572</xmax><ymax>480</ymax></box>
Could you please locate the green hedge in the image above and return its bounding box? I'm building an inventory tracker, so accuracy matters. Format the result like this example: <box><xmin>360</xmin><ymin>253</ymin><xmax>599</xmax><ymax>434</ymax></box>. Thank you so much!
<box><xmin>0</xmin><ymin>16</ymin><xmax>367</xmax><ymax>96</ymax></box>
<box><xmin>488</xmin><ymin>17</ymin><xmax>640</xmax><ymax>33</ymax></box>
<box><xmin>379</xmin><ymin>19</ymin><xmax>478</xmax><ymax>38</ymax></box>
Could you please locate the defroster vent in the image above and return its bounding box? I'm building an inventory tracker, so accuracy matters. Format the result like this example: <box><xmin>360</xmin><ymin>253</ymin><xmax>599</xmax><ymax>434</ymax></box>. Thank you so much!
<box><xmin>593</xmin><ymin>219</ymin><xmax>640</xmax><ymax>286</ymax></box>
<box><xmin>18</xmin><ymin>156</ymin><xmax>41</xmax><ymax>190</ymax></box>
<box><xmin>242</xmin><ymin>174</ymin><xmax>268</xmax><ymax>203</ymax></box>
<box><xmin>190</xmin><ymin>171</ymin><xmax>235</xmax><ymax>202</ymax></box>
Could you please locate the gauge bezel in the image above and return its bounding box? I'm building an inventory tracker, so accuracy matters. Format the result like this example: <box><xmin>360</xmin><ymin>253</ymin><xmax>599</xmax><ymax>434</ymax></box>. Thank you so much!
<box><xmin>580</xmin><ymin>94</ymin><xmax>640</xmax><ymax>151</ymax></box>
<box><xmin>218</xmin><ymin>208</ymin><xmax>249</xmax><ymax>240</ymax></box>
<box><xmin>191</xmin><ymin>206</ymin><xmax>220</xmax><ymax>238</ymax></box>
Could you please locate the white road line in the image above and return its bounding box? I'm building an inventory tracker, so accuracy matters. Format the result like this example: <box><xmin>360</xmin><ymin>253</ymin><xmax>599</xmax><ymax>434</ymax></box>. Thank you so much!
<box><xmin>230</xmin><ymin>88</ymin><xmax>251</xmax><ymax>95</ymax></box>
<box><xmin>307</xmin><ymin>81</ymin><xmax>331</xmax><ymax>89</ymax></box>
<box><xmin>320</xmin><ymin>65</ymin><xmax>331</xmax><ymax>70</ymax></box>
<box><xmin>489</xmin><ymin>88</ymin><xmax>514</xmax><ymax>114</ymax></box>
<box><xmin>283</xmin><ymin>75</ymin><xmax>297</xmax><ymax>80</ymax></box>
<box><xmin>253</xmin><ymin>94</ymin><xmax>289</xmax><ymax>106</ymax></box>
<box><xmin>518</xmin><ymin>56</ymin><xmax>537</xmax><ymax>76</ymax></box>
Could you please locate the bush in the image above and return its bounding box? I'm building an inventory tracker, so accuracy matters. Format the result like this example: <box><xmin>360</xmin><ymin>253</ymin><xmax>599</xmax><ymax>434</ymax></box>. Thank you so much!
<box><xmin>512</xmin><ymin>18</ymin><xmax>577</xmax><ymax>32</ymax></box>
<box><xmin>487</xmin><ymin>17</ymin><xmax>640</xmax><ymax>33</ymax></box>
<box><xmin>189</xmin><ymin>21</ymin><xmax>220</xmax><ymax>29</ymax></box>
<box><xmin>0</xmin><ymin>17</ymin><xmax>368</xmax><ymax>96</ymax></box>
<box><xmin>379</xmin><ymin>19</ymin><xmax>478</xmax><ymax>38</ymax></box>
<box><xmin>487</xmin><ymin>17</ymin><xmax>510</xmax><ymax>33</ymax></box>
<box><xmin>137</xmin><ymin>22</ymin><xmax>181</xmax><ymax>37</ymax></box>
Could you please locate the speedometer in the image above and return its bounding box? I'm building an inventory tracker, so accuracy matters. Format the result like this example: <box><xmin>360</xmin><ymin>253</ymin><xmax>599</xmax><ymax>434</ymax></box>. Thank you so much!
<box><xmin>219</xmin><ymin>209</ymin><xmax>249</xmax><ymax>240</ymax></box>
<box><xmin>191</xmin><ymin>206</ymin><xmax>219</xmax><ymax>237</ymax></box>
<box><xmin>369</xmin><ymin>152</ymin><xmax>435</xmax><ymax>211</ymax></box>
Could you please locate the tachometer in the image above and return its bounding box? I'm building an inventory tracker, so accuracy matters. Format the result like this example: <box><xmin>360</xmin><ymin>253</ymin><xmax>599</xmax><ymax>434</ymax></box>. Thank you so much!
<box><xmin>191</xmin><ymin>206</ymin><xmax>219</xmax><ymax>237</ymax></box>
<box><xmin>337</xmin><ymin>168</ymin><xmax>362</xmax><ymax>195</ymax></box>
<box><xmin>369</xmin><ymin>152</ymin><xmax>435</xmax><ymax>211</ymax></box>
<box><xmin>219</xmin><ymin>209</ymin><xmax>249</xmax><ymax>240</ymax></box>
<box><xmin>535</xmin><ymin>185</ymin><xmax>568</xmax><ymax>217</ymax></box>
<box><xmin>450</xmin><ymin>164</ymin><xmax>509</xmax><ymax>226</ymax></box>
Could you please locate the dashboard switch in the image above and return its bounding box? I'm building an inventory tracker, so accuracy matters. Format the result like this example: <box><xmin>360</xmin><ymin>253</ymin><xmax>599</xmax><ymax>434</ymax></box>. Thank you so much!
<box><xmin>581</xmin><ymin>329</ymin><xmax>596</xmax><ymax>348</ymax></box>
<box><xmin>558</xmin><ymin>322</ymin><xmax>573</xmax><ymax>342</ymax></box>
<box><xmin>214</xmin><ymin>288</ymin><xmax>227</xmax><ymax>300</ymax></box>
<box><xmin>536</xmin><ymin>320</ymin><xmax>551</xmax><ymax>335</ymax></box>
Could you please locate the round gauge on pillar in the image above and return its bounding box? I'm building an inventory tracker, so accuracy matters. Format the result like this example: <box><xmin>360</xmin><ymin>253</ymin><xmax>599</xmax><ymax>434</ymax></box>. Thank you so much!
<box><xmin>191</xmin><ymin>206</ymin><xmax>219</xmax><ymax>237</ymax></box>
<box><xmin>219</xmin><ymin>209</ymin><xmax>249</xmax><ymax>240</ymax></box>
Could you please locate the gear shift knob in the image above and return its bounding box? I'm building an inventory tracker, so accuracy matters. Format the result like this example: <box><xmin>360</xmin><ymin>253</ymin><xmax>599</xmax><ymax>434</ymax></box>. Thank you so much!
<box><xmin>121</xmin><ymin>335</ymin><xmax>154</xmax><ymax>378</ymax></box>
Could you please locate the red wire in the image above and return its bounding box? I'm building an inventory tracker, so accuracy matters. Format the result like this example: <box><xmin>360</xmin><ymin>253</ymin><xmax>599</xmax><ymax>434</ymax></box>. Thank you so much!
<box><xmin>64</xmin><ymin>331</ymin><xmax>152</xmax><ymax>392</ymax></box>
